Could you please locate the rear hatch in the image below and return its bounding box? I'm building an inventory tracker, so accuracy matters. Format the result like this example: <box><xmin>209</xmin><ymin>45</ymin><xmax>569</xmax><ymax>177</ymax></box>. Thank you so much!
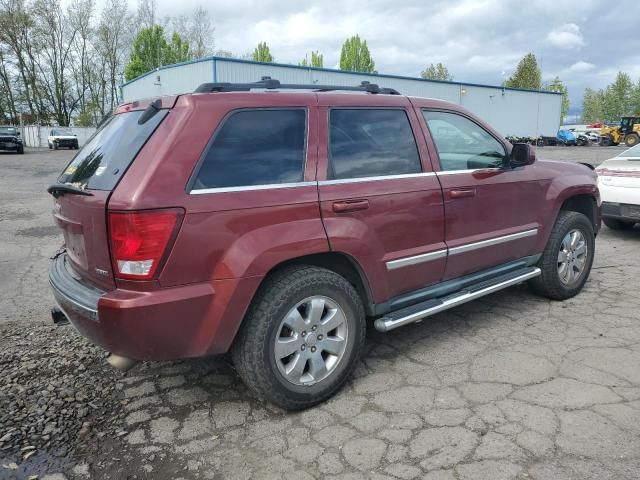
<box><xmin>50</xmin><ymin>100</ymin><xmax>172</xmax><ymax>290</ymax></box>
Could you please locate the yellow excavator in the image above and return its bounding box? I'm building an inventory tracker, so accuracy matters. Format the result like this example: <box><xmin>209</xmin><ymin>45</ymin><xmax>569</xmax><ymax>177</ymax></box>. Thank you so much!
<box><xmin>600</xmin><ymin>116</ymin><xmax>640</xmax><ymax>147</ymax></box>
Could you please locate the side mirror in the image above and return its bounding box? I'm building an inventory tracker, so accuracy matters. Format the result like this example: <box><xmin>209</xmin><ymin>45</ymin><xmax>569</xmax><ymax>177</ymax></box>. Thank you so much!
<box><xmin>510</xmin><ymin>143</ymin><xmax>536</xmax><ymax>167</ymax></box>
<box><xmin>16</xmin><ymin>131</ymin><xmax>20</xmax><ymax>136</ymax></box>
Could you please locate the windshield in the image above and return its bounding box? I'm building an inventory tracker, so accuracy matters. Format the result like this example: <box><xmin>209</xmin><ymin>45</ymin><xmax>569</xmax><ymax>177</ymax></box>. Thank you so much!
<box><xmin>52</xmin><ymin>129</ymin><xmax>73</xmax><ymax>136</ymax></box>
<box><xmin>0</xmin><ymin>127</ymin><xmax>17</xmax><ymax>135</ymax></box>
<box><xmin>618</xmin><ymin>144</ymin><xmax>640</xmax><ymax>158</ymax></box>
<box><xmin>57</xmin><ymin>109</ymin><xmax>168</xmax><ymax>190</ymax></box>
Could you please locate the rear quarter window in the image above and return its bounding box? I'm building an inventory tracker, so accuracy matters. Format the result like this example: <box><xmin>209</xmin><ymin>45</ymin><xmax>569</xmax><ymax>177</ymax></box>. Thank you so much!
<box><xmin>58</xmin><ymin>109</ymin><xmax>167</xmax><ymax>191</ymax></box>
<box><xmin>191</xmin><ymin>109</ymin><xmax>307</xmax><ymax>190</ymax></box>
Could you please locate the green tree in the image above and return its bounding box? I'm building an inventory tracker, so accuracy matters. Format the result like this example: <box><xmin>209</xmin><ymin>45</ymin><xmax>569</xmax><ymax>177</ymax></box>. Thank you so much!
<box><xmin>300</xmin><ymin>50</ymin><xmax>323</xmax><ymax>68</ymax></box>
<box><xmin>544</xmin><ymin>76</ymin><xmax>569</xmax><ymax>123</ymax></box>
<box><xmin>581</xmin><ymin>87</ymin><xmax>605</xmax><ymax>123</ymax></box>
<box><xmin>602</xmin><ymin>71</ymin><xmax>634</xmax><ymax>121</ymax></box>
<box><xmin>504</xmin><ymin>53</ymin><xmax>542</xmax><ymax>90</ymax></box>
<box><xmin>420</xmin><ymin>63</ymin><xmax>453</xmax><ymax>81</ymax></box>
<box><xmin>252</xmin><ymin>41</ymin><xmax>273</xmax><ymax>62</ymax></box>
<box><xmin>339</xmin><ymin>35</ymin><xmax>375</xmax><ymax>73</ymax></box>
<box><xmin>631</xmin><ymin>79</ymin><xmax>640</xmax><ymax>116</ymax></box>
<box><xmin>165</xmin><ymin>32</ymin><xmax>190</xmax><ymax>64</ymax></box>
<box><xmin>124</xmin><ymin>25</ymin><xmax>192</xmax><ymax>81</ymax></box>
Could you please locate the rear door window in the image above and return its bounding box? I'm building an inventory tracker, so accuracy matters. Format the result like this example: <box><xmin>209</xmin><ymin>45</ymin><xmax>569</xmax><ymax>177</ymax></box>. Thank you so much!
<box><xmin>192</xmin><ymin>109</ymin><xmax>307</xmax><ymax>190</ymax></box>
<box><xmin>328</xmin><ymin>109</ymin><xmax>421</xmax><ymax>180</ymax></box>
<box><xmin>57</xmin><ymin>109</ymin><xmax>168</xmax><ymax>191</ymax></box>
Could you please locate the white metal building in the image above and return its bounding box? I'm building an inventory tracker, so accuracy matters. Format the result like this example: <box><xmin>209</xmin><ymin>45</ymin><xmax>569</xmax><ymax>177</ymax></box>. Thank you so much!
<box><xmin>121</xmin><ymin>56</ymin><xmax>562</xmax><ymax>137</ymax></box>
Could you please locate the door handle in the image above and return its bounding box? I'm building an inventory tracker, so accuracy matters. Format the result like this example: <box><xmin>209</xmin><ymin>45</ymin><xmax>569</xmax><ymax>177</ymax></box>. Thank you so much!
<box><xmin>449</xmin><ymin>189</ymin><xmax>476</xmax><ymax>199</ymax></box>
<box><xmin>332</xmin><ymin>199</ymin><xmax>369</xmax><ymax>213</ymax></box>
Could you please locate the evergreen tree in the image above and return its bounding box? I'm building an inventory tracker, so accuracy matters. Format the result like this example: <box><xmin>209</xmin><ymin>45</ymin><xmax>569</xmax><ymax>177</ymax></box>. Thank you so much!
<box><xmin>581</xmin><ymin>88</ymin><xmax>605</xmax><ymax>123</ymax></box>
<box><xmin>504</xmin><ymin>53</ymin><xmax>542</xmax><ymax>90</ymax></box>
<box><xmin>544</xmin><ymin>77</ymin><xmax>569</xmax><ymax>123</ymax></box>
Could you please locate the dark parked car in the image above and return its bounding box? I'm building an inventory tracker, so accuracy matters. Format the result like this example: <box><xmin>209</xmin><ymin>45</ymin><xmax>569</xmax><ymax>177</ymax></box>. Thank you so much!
<box><xmin>0</xmin><ymin>126</ymin><xmax>24</xmax><ymax>154</ymax></box>
<box><xmin>48</xmin><ymin>79</ymin><xmax>600</xmax><ymax>409</ymax></box>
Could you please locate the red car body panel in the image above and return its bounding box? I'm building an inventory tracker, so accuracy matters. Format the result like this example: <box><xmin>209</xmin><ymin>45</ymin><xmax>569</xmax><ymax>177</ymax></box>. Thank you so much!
<box><xmin>49</xmin><ymin>90</ymin><xmax>600</xmax><ymax>361</ymax></box>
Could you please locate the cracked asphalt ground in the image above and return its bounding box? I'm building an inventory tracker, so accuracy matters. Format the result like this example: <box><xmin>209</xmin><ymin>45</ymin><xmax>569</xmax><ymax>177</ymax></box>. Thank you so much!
<box><xmin>1</xmin><ymin>146</ymin><xmax>639</xmax><ymax>480</ymax></box>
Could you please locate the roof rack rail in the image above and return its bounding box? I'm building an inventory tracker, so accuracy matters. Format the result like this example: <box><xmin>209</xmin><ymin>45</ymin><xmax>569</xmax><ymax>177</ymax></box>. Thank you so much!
<box><xmin>194</xmin><ymin>76</ymin><xmax>401</xmax><ymax>95</ymax></box>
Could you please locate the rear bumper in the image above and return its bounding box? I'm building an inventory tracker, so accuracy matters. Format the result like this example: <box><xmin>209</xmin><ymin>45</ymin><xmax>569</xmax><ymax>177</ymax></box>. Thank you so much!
<box><xmin>49</xmin><ymin>253</ymin><xmax>260</xmax><ymax>361</ymax></box>
<box><xmin>602</xmin><ymin>201</ymin><xmax>640</xmax><ymax>223</ymax></box>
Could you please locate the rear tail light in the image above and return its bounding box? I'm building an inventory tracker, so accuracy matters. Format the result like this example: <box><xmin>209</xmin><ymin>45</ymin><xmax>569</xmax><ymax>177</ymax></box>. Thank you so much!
<box><xmin>108</xmin><ymin>209</ymin><xmax>183</xmax><ymax>280</ymax></box>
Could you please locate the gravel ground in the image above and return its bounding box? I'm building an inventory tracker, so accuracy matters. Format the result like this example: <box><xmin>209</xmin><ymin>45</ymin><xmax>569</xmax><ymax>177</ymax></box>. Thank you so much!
<box><xmin>0</xmin><ymin>146</ymin><xmax>639</xmax><ymax>480</ymax></box>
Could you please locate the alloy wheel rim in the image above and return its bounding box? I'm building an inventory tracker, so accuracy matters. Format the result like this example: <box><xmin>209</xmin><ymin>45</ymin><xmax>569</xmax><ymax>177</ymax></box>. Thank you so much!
<box><xmin>557</xmin><ymin>229</ymin><xmax>588</xmax><ymax>285</ymax></box>
<box><xmin>274</xmin><ymin>295</ymin><xmax>348</xmax><ymax>386</ymax></box>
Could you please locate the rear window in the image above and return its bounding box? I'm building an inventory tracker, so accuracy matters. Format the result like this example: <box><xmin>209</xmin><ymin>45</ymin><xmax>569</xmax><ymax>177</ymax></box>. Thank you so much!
<box><xmin>329</xmin><ymin>109</ymin><xmax>421</xmax><ymax>180</ymax></box>
<box><xmin>57</xmin><ymin>110</ymin><xmax>167</xmax><ymax>191</ymax></box>
<box><xmin>191</xmin><ymin>109</ymin><xmax>306</xmax><ymax>190</ymax></box>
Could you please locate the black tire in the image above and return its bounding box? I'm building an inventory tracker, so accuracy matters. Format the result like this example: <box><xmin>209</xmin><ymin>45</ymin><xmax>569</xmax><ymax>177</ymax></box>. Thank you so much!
<box><xmin>625</xmin><ymin>133</ymin><xmax>639</xmax><ymax>147</ymax></box>
<box><xmin>600</xmin><ymin>136</ymin><xmax>613</xmax><ymax>147</ymax></box>
<box><xmin>53</xmin><ymin>143</ymin><xmax>58</xmax><ymax>150</ymax></box>
<box><xmin>529</xmin><ymin>211</ymin><xmax>595</xmax><ymax>300</ymax></box>
<box><xmin>17</xmin><ymin>145</ymin><xmax>24</xmax><ymax>154</ymax></box>
<box><xmin>603</xmin><ymin>217</ymin><xmax>635</xmax><ymax>230</ymax></box>
<box><xmin>232</xmin><ymin>265</ymin><xmax>365</xmax><ymax>410</ymax></box>
<box><xmin>48</xmin><ymin>142</ymin><xmax>52</xmax><ymax>149</ymax></box>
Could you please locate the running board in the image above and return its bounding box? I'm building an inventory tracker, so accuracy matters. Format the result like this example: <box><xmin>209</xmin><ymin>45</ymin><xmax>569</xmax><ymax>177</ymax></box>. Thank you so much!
<box><xmin>374</xmin><ymin>267</ymin><xmax>541</xmax><ymax>332</ymax></box>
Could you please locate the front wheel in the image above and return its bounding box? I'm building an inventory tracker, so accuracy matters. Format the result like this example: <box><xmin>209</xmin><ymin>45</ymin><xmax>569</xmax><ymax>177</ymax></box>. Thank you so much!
<box><xmin>232</xmin><ymin>265</ymin><xmax>365</xmax><ymax>410</ymax></box>
<box><xmin>529</xmin><ymin>211</ymin><xmax>595</xmax><ymax>300</ymax></box>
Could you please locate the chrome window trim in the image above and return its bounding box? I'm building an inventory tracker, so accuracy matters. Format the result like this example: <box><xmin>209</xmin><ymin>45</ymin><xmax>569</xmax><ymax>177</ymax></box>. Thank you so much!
<box><xmin>190</xmin><ymin>181</ymin><xmax>317</xmax><ymax>195</ymax></box>
<box><xmin>386</xmin><ymin>249</ymin><xmax>447</xmax><ymax>271</ymax></box>
<box><xmin>186</xmin><ymin>107</ymin><xmax>309</xmax><ymax>194</ymax></box>
<box><xmin>448</xmin><ymin>228</ymin><xmax>538</xmax><ymax>255</ymax></box>
<box><xmin>386</xmin><ymin>229</ymin><xmax>538</xmax><ymax>270</ymax></box>
<box><xmin>319</xmin><ymin>172</ymin><xmax>436</xmax><ymax>186</ymax></box>
<box><xmin>436</xmin><ymin>168</ymin><xmax>502</xmax><ymax>175</ymax></box>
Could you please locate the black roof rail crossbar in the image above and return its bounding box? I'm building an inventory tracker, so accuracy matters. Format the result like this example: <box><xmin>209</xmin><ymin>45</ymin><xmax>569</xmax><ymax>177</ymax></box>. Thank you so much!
<box><xmin>194</xmin><ymin>77</ymin><xmax>400</xmax><ymax>95</ymax></box>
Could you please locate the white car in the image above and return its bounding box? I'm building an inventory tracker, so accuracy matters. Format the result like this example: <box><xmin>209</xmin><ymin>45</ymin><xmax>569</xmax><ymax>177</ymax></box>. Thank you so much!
<box><xmin>596</xmin><ymin>144</ymin><xmax>640</xmax><ymax>229</ymax></box>
<box><xmin>48</xmin><ymin>128</ymin><xmax>79</xmax><ymax>150</ymax></box>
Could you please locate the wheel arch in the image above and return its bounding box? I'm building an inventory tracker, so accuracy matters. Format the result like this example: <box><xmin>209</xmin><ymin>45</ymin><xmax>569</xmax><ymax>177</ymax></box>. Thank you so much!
<box><xmin>259</xmin><ymin>252</ymin><xmax>375</xmax><ymax>316</ymax></box>
<box><xmin>560</xmin><ymin>193</ymin><xmax>598</xmax><ymax>233</ymax></box>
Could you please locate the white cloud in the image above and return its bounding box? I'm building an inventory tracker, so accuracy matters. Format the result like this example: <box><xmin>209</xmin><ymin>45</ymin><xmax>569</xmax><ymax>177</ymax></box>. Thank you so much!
<box><xmin>565</xmin><ymin>61</ymin><xmax>596</xmax><ymax>73</ymax></box>
<box><xmin>546</xmin><ymin>23</ymin><xmax>585</xmax><ymax>49</ymax></box>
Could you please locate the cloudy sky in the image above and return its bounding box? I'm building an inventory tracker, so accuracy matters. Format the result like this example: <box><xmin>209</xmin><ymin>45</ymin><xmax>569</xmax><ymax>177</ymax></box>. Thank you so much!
<box><xmin>151</xmin><ymin>0</ymin><xmax>638</xmax><ymax>115</ymax></box>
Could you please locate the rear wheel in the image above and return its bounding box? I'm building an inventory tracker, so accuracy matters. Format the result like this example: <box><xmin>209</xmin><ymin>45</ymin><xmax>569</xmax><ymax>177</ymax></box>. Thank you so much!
<box><xmin>625</xmin><ymin>133</ymin><xmax>639</xmax><ymax>147</ymax></box>
<box><xmin>529</xmin><ymin>211</ymin><xmax>594</xmax><ymax>300</ymax></box>
<box><xmin>232</xmin><ymin>265</ymin><xmax>365</xmax><ymax>410</ymax></box>
<box><xmin>600</xmin><ymin>135</ymin><xmax>613</xmax><ymax>147</ymax></box>
<box><xmin>603</xmin><ymin>217</ymin><xmax>635</xmax><ymax>230</ymax></box>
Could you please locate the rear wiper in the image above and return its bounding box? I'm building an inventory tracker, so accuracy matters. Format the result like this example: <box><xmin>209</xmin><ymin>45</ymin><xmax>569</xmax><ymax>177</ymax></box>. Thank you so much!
<box><xmin>47</xmin><ymin>183</ymin><xmax>93</xmax><ymax>198</ymax></box>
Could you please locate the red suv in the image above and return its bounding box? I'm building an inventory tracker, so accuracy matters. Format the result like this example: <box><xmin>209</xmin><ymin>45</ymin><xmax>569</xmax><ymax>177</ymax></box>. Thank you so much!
<box><xmin>49</xmin><ymin>79</ymin><xmax>600</xmax><ymax>409</ymax></box>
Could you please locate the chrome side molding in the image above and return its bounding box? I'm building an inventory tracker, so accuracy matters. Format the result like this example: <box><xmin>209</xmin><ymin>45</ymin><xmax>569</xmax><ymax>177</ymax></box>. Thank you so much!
<box><xmin>385</xmin><ymin>229</ymin><xmax>538</xmax><ymax>270</ymax></box>
<box><xmin>386</xmin><ymin>249</ymin><xmax>447</xmax><ymax>270</ymax></box>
